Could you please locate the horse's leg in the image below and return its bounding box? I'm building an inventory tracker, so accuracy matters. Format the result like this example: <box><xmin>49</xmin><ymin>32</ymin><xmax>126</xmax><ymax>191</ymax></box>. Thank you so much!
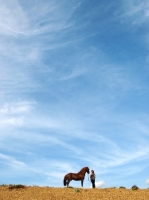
<box><xmin>81</xmin><ymin>180</ymin><xmax>83</xmax><ymax>188</ymax></box>
<box><xmin>66</xmin><ymin>179</ymin><xmax>70</xmax><ymax>187</ymax></box>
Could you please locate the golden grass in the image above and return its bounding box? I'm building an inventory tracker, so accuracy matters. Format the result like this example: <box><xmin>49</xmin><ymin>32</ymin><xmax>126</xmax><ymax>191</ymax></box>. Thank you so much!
<box><xmin>0</xmin><ymin>185</ymin><xmax>149</xmax><ymax>200</ymax></box>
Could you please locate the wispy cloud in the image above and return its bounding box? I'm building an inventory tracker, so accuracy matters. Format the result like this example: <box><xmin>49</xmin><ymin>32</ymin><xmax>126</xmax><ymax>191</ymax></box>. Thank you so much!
<box><xmin>59</xmin><ymin>67</ymin><xmax>86</xmax><ymax>80</ymax></box>
<box><xmin>0</xmin><ymin>101</ymin><xmax>34</xmax><ymax>114</ymax></box>
<box><xmin>0</xmin><ymin>153</ymin><xmax>27</xmax><ymax>170</ymax></box>
<box><xmin>0</xmin><ymin>0</ymin><xmax>84</xmax><ymax>100</ymax></box>
<box><xmin>0</xmin><ymin>0</ymin><xmax>77</xmax><ymax>37</ymax></box>
<box><xmin>0</xmin><ymin>101</ymin><xmax>34</xmax><ymax>128</ymax></box>
<box><xmin>120</xmin><ymin>0</ymin><xmax>149</xmax><ymax>25</ymax></box>
<box><xmin>95</xmin><ymin>65</ymin><xmax>140</xmax><ymax>92</ymax></box>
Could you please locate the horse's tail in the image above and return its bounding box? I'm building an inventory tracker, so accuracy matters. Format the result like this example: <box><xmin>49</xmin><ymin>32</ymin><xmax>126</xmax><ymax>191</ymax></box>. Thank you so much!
<box><xmin>63</xmin><ymin>176</ymin><xmax>66</xmax><ymax>186</ymax></box>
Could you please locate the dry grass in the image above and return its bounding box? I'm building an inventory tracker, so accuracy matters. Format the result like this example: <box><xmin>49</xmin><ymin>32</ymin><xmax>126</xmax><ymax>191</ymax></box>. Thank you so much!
<box><xmin>0</xmin><ymin>185</ymin><xmax>149</xmax><ymax>200</ymax></box>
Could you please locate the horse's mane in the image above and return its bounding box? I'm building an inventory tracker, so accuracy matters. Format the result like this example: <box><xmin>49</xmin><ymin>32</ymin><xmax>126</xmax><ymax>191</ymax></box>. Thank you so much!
<box><xmin>78</xmin><ymin>166</ymin><xmax>88</xmax><ymax>173</ymax></box>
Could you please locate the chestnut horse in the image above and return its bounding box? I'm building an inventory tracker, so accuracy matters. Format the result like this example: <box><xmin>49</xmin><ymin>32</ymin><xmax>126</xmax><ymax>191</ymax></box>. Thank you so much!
<box><xmin>63</xmin><ymin>166</ymin><xmax>90</xmax><ymax>187</ymax></box>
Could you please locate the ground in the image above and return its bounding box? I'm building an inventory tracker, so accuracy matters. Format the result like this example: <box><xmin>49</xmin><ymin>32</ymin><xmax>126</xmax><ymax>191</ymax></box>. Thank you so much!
<box><xmin>0</xmin><ymin>185</ymin><xmax>149</xmax><ymax>200</ymax></box>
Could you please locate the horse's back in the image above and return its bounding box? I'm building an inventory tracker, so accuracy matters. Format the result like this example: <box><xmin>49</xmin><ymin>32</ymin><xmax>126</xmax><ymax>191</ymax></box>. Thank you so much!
<box><xmin>64</xmin><ymin>172</ymin><xmax>73</xmax><ymax>179</ymax></box>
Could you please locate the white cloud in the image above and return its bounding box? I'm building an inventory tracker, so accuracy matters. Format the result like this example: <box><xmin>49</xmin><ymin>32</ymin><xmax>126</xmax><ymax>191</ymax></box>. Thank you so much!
<box><xmin>146</xmin><ymin>180</ymin><xmax>149</xmax><ymax>185</ymax></box>
<box><xmin>90</xmin><ymin>181</ymin><xmax>105</xmax><ymax>188</ymax></box>
<box><xmin>96</xmin><ymin>181</ymin><xmax>105</xmax><ymax>188</ymax></box>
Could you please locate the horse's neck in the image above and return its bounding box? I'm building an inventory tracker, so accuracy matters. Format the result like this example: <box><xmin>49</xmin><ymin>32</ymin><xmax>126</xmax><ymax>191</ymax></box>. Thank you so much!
<box><xmin>78</xmin><ymin>169</ymin><xmax>86</xmax><ymax>176</ymax></box>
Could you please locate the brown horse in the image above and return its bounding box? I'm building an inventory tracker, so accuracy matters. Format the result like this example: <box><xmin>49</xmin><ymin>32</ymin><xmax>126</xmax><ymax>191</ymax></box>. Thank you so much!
<box><xmin>63</xmin><ymin>166</ymin><xmax>90</xmax><ymax>187</ymax></box>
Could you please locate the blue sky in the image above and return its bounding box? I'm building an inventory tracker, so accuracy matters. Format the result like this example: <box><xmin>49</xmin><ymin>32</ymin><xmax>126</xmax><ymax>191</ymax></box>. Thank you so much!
<box><xmin>0</xmin><ymin>0</ymin><xmax>149</xmax><ymax>189</ymax></box>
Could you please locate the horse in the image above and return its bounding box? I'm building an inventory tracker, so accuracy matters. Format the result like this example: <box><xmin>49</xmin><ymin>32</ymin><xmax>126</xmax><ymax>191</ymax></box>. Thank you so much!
<box><xmin>63</xmin><ymin>166</ymin><xmax>90</xmax><ymax>187</ymax></box>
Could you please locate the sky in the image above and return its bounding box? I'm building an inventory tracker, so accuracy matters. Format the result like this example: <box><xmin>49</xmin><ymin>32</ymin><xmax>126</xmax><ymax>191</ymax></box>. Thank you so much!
<box><xmin>0</xmin><ymin>0</ymin><xmax>149</xmax><ymax>189</ymax></box>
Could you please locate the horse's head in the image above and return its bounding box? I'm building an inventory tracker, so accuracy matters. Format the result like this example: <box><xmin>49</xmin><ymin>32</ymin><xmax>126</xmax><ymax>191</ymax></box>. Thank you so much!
<box><xmin>85</xmin><ymin>167</ymin><xmax>90</xmax><ymax>174</ymax></box>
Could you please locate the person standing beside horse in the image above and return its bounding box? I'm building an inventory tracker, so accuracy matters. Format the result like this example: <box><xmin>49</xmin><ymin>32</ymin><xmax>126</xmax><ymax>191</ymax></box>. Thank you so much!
<box><xmin>90</xmin><ymin>170</ymin><xmax>96</xmax><ymax>188</ymax></box>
